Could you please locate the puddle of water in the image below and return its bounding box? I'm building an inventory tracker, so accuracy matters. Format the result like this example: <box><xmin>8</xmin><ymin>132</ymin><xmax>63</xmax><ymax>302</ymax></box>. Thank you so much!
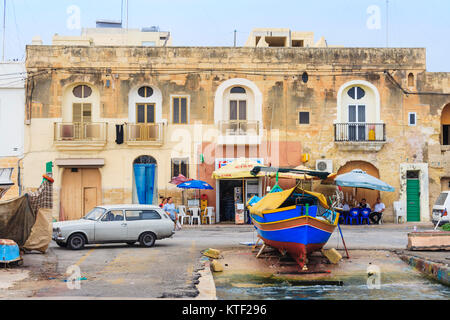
<box><xmin>214</xmin><ymin>269</ymin><xmax>450</xmax><ymax>300</ymax></box>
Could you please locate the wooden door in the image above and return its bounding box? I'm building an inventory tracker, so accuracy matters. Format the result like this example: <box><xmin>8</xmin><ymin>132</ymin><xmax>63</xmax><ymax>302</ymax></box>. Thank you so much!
<box><xmin>60</xmin><ymin>168</ymin><xmax>102</xmax><ymax>221</ymax></box>
<box><xmin>83</xmin><ymin>187</ymin><xmax>97</xmax><ymax>215</ymax></box>
<box><xmin>407</xmin><ymin>179</ymin><xmax>420</xmax><ymax>222</ymax></box>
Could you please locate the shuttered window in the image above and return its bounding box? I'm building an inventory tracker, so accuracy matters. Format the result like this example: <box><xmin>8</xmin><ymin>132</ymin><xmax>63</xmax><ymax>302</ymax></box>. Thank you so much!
<box><xmin>172</xmin><ymin>97</ymin><xmax>188</xmax><ymax>124</ymax></box>
<box><xmin>136</xmin><ymin>104</ymin><xmax>155</xmax><ymax>123</ymax></box>
<box><xmin>171</xmin><ymin>158</ymin><xmax>189</xmax><ymax>178</ymax></box>
<box><xmin>73</xmin><ymin>103</ymin><xmax>92</xmax><ymax>123</ymax></box>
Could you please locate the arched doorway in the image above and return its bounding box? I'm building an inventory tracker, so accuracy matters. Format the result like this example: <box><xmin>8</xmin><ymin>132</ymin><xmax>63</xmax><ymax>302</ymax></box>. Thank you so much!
<box><xmin>60</xmin><ymin>168</ymin><xmax>102</xmax><ymax>221</ymax></box>
<box><xmin>337</xmin><ymin>161</ymin><xmax>380</xmax><ymax>208</ymax></box>
<box><xmin>132</xmin><ymin>156</ymin><xmax>158</xmax><ymax>205</ymax></box>
<box><xmin>441</xmin><ymin>103</ymin><xmax>450</xmax><ymax>145</ymax></box>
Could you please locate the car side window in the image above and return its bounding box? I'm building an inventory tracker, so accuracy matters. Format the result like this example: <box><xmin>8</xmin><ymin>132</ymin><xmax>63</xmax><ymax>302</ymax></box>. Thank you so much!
<box><xmin>101</xmin><ymin>210</ymin><xmax>124</xmax><ymax>222</ymax></box>
<box><xmin>141</xmin><ymin>210</ymin><xmax>162</xmax><ymax>220</ymax></box>
<box><xmin>125</xmin><ymin>210</ymin><xmax>142</xmax><ymax>221</ymax></box>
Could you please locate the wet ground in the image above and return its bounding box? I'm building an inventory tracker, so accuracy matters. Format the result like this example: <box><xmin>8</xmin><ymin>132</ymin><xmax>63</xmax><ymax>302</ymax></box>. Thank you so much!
<box><xmin>213</xmin><ymin>248</ymin><xmax>450</xmax><ymax>300</ymax></box>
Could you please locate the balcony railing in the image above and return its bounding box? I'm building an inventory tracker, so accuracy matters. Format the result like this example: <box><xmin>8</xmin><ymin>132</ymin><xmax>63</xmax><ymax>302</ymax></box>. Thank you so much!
<box><xmin>219</xmin><ymin>120</ymin><xmax>260</xmax><ymax>136</ymax></box>
<box><xmin>54</xmin><ymin>122</ymin><xmax>107</xmax><ymax>142</ymax></box>
<box><xmin>125</xmin><ymin>123</ymin><xmax>164</xmax><ymax>144</ymax></box>
<box><xmin>334</xmin><ymin>123</ymin><xmax>386</xmax><ymax>142</ymax></box>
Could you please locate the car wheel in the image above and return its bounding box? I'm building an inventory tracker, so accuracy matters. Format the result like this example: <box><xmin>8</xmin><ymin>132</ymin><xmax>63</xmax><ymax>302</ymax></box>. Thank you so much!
<box><xmin>139</xmin><ymin>232</ymin><xmax>156</xmax><ymax>248</ymax></box>
<box><xmin>67</xmin><ymin>233</ymin><xmax>86</xmax><ymax>250</ymax></box>
<box><xmin>126</xmin><ymin>242</ymin><xmax>136</xmax><ymax>246</ymax></box>
<box><xmin>56</xmin><ymin>241</ymin><xmax>67</xmax><ymax>248</ymax></box>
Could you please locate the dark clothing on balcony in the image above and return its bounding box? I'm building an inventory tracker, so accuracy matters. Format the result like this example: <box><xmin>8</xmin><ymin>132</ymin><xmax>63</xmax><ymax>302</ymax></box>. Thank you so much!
<box><xmin>115</xmin><ymin>124</ymin><xmax>124</xmax><ymax>144</ymax></box>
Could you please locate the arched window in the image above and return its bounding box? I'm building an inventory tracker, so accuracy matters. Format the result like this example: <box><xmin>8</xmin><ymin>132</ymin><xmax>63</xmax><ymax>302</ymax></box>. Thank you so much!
<box><xmin>230</xmin><ymin>87</ymin><xmax>246</xmax><ymax>94</ymax></box>
<box><xmin>441</xmin><ymin>104</ymin><xmax>450</xmax><ymax>145</ymax></box>
<box><xmin>138</xmin><ymin>86</ymin><xmax>154</xmax><ymax>98</ymax></box>
<box><xmin>73</xmin><ymin>85</ymin><xmax>92</xmax><ymax>98</ymax></box>
<box><xmin>408</xmin><ymin>73</ymin><xmax>415</xmax><ymax>87</ymax></box>
<box><xmin>336</xmin><ymin>81</ymin><xmax>381</xmax><ymax>142</ymax></box>
<box><xmin>134</xmin><ymin>155</ymin><xmax>157</xmax><ymax>164</ymax></box>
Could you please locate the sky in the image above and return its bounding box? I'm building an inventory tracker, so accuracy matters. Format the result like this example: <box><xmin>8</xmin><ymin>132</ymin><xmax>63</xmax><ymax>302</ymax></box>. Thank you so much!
<box><xmin>3</xmin><ymin>0</ymin><xmax>450</xmax><ymax>71</ymax></box>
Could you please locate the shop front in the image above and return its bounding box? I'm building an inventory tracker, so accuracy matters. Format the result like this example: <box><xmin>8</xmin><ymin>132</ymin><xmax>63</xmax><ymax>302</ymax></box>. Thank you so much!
<box><xmin>212</xmin><ymin>158</ymin><xmax>264</xmax><ymax>224</ymax></box>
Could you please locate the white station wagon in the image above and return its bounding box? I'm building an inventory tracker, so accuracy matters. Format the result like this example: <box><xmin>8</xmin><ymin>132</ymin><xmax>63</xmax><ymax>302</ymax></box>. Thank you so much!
<box><xmin>52</xmin><ymin>204</ymin><xmax>175</xmax><ymax>250</ymax></box>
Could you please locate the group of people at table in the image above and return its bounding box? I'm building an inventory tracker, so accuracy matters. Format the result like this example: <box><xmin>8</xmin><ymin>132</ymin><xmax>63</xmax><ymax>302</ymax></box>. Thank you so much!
<box><xmin>159</xmin><ymin>197</ymin><xmax>204</xmax><ymax>225</ymax></box>
<box><xmin>338</xmin><ymin>197</ymin><xmax>386</xmax><ymax>225</ymax></box>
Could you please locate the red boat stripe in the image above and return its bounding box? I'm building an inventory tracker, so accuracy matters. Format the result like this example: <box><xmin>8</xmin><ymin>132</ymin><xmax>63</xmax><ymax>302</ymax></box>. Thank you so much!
<box><xmin>251</xmin><ymin>216</ymin><xmax>335</xmax><ymax>233</ymax></box>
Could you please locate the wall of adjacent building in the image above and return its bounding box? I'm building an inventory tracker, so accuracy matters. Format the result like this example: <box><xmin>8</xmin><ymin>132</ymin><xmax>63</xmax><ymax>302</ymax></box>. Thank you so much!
<box><xmin>0</xmin><ymin>62</ymin><xmax>25</xmax><ymax>201</ymax></box>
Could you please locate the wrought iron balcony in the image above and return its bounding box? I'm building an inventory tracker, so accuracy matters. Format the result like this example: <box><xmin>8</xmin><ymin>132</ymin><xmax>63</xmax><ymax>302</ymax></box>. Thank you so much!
<box><xmin>334</xmin><ymin>123</ymin><xmax>386</xmax><ymax>142</ymax></box>
<box><xmin>125</xmin><ymin>123</ymin><xmax>164</xmax><ymax>145</ymax></box>
<box><xmin>334</xmin><ymin>123</ymin><xmax>386</xmax><ymax>151</ymax></box>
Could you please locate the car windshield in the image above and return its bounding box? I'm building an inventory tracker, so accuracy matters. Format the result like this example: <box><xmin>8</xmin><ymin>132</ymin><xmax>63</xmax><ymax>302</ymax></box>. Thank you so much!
<box><xmin>435</xmin><ymin>193</ymin><xmax>448</xmax><ymax>206</ymax></box>
<box><xmin>83</xmin><ymin>207</ymin><xmax>106</xmax><ymax>220</ymax></box>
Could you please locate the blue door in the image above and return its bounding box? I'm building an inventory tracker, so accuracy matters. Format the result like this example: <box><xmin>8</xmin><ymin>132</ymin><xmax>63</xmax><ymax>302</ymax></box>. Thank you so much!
<box><xmin>133</xmin><ymin>164</ymin><xmax>156</xmax><ymax>204</ymax></box>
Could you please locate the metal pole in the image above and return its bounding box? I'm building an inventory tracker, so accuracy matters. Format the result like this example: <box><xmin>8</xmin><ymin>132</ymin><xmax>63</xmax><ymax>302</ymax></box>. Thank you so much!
<box><xmin>2</xmin><ymin>0</ymin><xmax>5</xmax><ymax>61</ymax></box>
<box><xmin>234</xmin><ymin>30</ymin><xmax>237</xmax><ymax>47</ymax></box>
<box><xmin>337</xmin><ymin>223</ymin><xmax>350</xmax><ymax>259</ymax></box>
<box><xmin>386</xmin><ymin>0</ymin><xmax>389</xmax><ymax>48</ymax></box>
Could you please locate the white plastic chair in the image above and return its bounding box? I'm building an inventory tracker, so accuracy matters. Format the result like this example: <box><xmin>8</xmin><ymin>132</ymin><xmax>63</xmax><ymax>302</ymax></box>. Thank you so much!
<box><xmin>178</xmin><ymin>206</ymin><xmax>189</xmax><ymax>225</ymax></box>
<box><xmin>190</xmin><ymin>207</ymin><xmax>201</xmax><ymax>225</ymax></box>
<box><xmin>394</xmin><ymin>201</ymin><xmax>406</xmax><ymax>224</ymax></box>
<box><xmin>203</xmin><ymin>207</ymin><xmax>215</xmax><ymax>224</ymax></box>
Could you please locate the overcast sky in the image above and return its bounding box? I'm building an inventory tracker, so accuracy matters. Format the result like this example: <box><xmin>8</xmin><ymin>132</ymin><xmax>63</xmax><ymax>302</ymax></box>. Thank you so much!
<box><xmin>4</xmin><ymin>0</ymin><xmax>450</xmax><ymax>71</ymax></box>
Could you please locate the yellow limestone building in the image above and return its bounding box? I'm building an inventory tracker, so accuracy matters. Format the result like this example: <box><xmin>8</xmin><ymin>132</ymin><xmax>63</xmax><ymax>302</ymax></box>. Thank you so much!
<box><xmin>23</xmin><ymin>27</ymin><xmax>450</xmax><ymax>223</ymax></box>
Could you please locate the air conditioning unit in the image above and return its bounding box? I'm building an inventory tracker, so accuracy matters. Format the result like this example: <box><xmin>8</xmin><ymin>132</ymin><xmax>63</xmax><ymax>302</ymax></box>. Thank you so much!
<box><xmin>316</xmin><ymin>159</ymin><xmax>333</xmax><ymax>173</ymax></box>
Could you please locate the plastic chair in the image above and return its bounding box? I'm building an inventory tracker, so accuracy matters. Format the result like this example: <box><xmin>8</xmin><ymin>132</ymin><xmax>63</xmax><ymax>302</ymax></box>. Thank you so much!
<box><xmin>203</xmin><ymin>207</ymin><xmax>215</xmax><ymax>224</ymax></box>
<box><xmin>393</xmin><ymin>201</ymin><xmax>406</xmax><ymax>224</ymax></box>
<box><xmin>360</xmin><ymin>209</ymin><xmax>371</xmax><ymax>225</ymax></box>
<box><xmin>190</xmin><ymin>207</ymin><xmax>201</xmax><ymax>225</ymax></box>
<box><xmin>178</xmin><ymin>206</ymin><xmax>189</xmax><ymax>225</ymax></box>
<box><xmin>347</xmin><ymin>208</ymin><xmax>360</xmax><ymax>225</ymax></box>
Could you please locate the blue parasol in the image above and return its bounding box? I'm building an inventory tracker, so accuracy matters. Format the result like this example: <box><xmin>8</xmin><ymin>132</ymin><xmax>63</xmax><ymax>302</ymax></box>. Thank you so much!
<box><xmin>335</xmin><ymin>169</ymin><xmax>395</xmax><ymax>192</ymax></box>
<box><xmin>177</xmin><ymin>180</ymin><xmax>214</xmax><ymax>190</ymax></box>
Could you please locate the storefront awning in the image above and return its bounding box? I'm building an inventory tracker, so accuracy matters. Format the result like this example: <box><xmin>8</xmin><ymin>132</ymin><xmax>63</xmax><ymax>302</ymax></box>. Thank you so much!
<box><xmin>55</xmin><ymin>158</ymin><xmax>105</xmax><ymax>168</ymax></box>
<box><xmin>212</xmin><ymin>158</ymin><xmax>265</xmax><ymax>179</ymax></box>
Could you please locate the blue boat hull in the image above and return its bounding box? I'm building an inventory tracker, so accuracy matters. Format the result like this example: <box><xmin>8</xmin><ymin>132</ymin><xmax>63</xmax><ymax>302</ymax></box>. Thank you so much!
<box><xmin>251</xmin><ymin>205</ymin><xmax>338</xmax><ymax>267</ymax></box>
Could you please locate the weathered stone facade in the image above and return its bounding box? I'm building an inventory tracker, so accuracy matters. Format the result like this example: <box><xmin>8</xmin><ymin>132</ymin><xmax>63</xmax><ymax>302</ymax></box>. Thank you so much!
<box><xmin>24</xmin><ymin>46</ymin><xmax>450</xmax><ymax>222</ymax></box>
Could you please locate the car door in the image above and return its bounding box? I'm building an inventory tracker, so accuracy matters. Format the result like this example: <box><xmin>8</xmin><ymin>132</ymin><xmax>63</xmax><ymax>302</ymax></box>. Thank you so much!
<box><xmin>94</xmin><ymin>210</ymin><xmax>127</xmax><ymax>242</ymax></box>
<box><xmin>125</xmin><ymin>209</ymin><xmax>163</xmax><ymax>240</ymax></box>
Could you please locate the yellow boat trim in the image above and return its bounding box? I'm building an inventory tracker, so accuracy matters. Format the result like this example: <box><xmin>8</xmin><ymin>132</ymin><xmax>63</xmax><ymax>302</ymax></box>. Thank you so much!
<box><xmin>262</xmin><ymin>205</ymin><xmax>297</xmax><ymax>214</ymax></box>
<box><xmin>251</xmin><ymin>214</ymin><xmax>337</xmax><ymax>227</ymax></box>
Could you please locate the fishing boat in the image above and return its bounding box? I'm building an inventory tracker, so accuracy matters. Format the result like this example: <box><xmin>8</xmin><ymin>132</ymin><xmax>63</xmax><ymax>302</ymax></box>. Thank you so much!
<box><xmin>248</xmin><ymin>167</ymin><xmax>339</xmax><ymax>269</ymax></box>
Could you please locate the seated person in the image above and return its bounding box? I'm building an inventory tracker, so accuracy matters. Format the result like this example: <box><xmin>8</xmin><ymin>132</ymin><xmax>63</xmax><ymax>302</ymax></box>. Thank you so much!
<box><xmin>359</xmin><ymin>198</ymin><xmax>371</xmax><ymax>210</ymax></box>
<box><xmin>369</xmin><ymin>198</ymin><xmax>385</xmax><ymax>224</ymax></box>
<box><xmin>340</xmin><ymin>201</ymin><xmax>350</xmax><ymax>223</ymax></box>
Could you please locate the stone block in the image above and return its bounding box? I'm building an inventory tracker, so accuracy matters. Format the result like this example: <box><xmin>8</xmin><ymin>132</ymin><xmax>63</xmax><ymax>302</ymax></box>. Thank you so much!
<box><xmin>210</xmin><ymin>260</ymin><xmax>224</xmax><ymax>272</ymax></box>
<box><xmin>321</xmin><ymin>248</ymin><xmax>342</xmax><ymax>264</ymax></box>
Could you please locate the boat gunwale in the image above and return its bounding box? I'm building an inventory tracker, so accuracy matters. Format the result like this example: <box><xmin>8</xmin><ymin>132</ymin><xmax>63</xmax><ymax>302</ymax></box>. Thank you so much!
<box><xmin>253</xmin><ymin>206</ymin><xmax>340</xmax><ymax>227</ymax></box>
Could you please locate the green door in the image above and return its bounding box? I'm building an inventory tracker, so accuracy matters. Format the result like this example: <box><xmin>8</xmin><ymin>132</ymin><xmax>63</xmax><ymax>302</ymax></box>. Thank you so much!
<box><xmin>407</xmin><ymin>179</ymin><xmax>420</xmax><ymax>221</ymax></box>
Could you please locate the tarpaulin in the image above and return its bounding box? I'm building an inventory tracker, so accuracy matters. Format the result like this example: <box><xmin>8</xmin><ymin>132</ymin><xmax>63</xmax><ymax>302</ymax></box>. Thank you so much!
<box><xmin>0</xmin><ymin>194</ymin><xmax>36</xmax><ymax>247</ymax></box>
<box><xmin>23</xmin><ymin>208</ymin><xmax>52</xmax><ymax>253</ymax></box>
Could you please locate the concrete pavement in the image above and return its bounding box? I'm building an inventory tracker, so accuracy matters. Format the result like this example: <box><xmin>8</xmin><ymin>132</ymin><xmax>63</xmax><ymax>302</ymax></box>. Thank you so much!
<box><xmin>0</xmin><ymin>222</ymin><xmax>442</xmax><ymax>299</ymax></box>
